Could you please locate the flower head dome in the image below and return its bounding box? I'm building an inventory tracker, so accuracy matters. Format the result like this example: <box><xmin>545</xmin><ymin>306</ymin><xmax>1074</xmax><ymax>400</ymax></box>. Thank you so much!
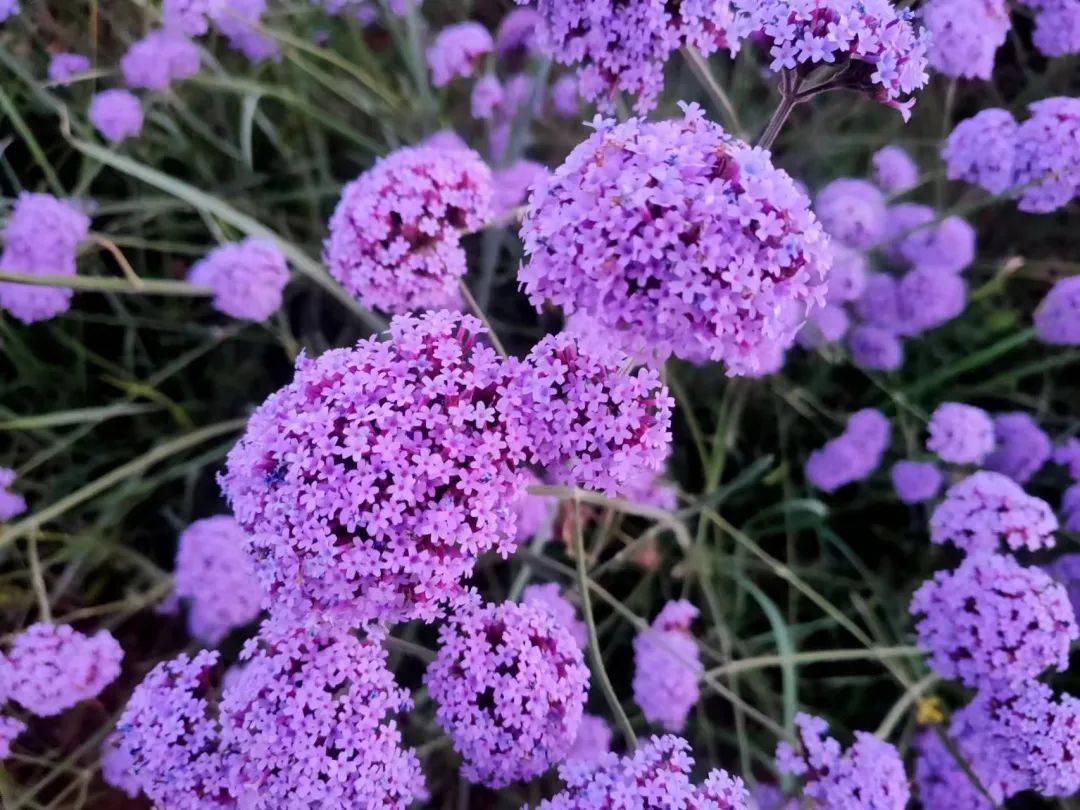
<box><xmin>121</xmin><ymin>29</ymin><xmax>200</xmax><ymax>90</ymax></box>
<box><xmin>872</xmin><ymin>145</ymin><xmax>918</xmax><ymax>194</ymax></box>
<box><xmin>984</xmin><ymin>412</ymin><xmax>1051</xmax><ymax>483</ymax></box>
<box><xmin>913</xmin><ymin>729</ymin><xmax>998</xmax><ymax>810</ymax></box>
<box><xmin>921</xmin><ymin>0</ymin><xmax>1009</xmax><ymax>79</ymax></box>
<box><xmin>1014</xmin><ymin>97</ymin><xmax>1080</xmax><ymax>213</ymax></box>
<box><xmin>891</xmin><ymin>460</ymin><xmax>943</xmax><ymax>504</ymax></box>
<box><xmin>163</xmin><ymin>0</ymin><xmax>223</xmax><ymax>35</ymax></box>
<box><xmin>187</xmin><ymin>238</ymin><xmax>288</xmax><ymax>321</ymax></box>
<box><xmin>815</xmin><ymin>179</ymin><xmax>887</xmax><ymax>249</ymax></box>
<box><xmin>519</xmin><ymin>104</ymin><xmax>831</xmax><ymax>376</ymax></box>
<box><xmin>926</xmin><ymin>402</ymin><xmax>994</xmax><ymax>465</ymax></box>
<box><xmin>89</xmin><ymin>89</ymin><xmax>143</xmax><ymax>142</ymax></box>
<box><xmin>632</xmin><ymin>600</ymin><xmax>702</xmax><ymax>732</ymax></box>
<box><xmin>522</xmin><ymin>583</ymin><xmax>587</xmax><ymax>648</ymax></box>
<box><xmin>1035</xmin><ymin>276</ymin><xmax>1080</xmax><ymax>345</ymax></box>
<box><xmin>942</xmin><ymin>108</ymin><xmax>1019</xmax><ymax>195</ymax></box>
<box><xmin>427</xmin><ymin>22</ymin><xmax>493</xmax><ymax>86</ymax></box>
<box><xmin>805</xmin><ymin>409</ymin><xmax>891</xmax><ymax>492</ymax></box>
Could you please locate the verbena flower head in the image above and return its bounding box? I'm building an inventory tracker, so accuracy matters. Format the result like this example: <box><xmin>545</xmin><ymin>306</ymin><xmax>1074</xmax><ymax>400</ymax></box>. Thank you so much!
<box><xmin>121</xmin><ymin>29</ymin><xmax>200</xmax><ymax>90</ymax></box>
<box><xmin>732</xmin><ymin>0</ymin><xmax>930</xmax><ymax>120</ymax></box>
<box><xmin>891</xmin><ymin>460</ymin><xmax>943</xmax><ymax>504</ymax></box>
<box><xmin>550</xmin><ymin>73</ymin><xmax>580</xmax><ymax>116</ymax></box>
<box><xmin>0</xmin><ymin>192</ymin><xmax>90</xmax><ymax>324</ymax></box>
<box><xmin>897</xmin><ymin>216</ymin><xmax>976</xmax><ymax>275</ymax></box>
<box><xmin>212</xmin><ymin>0</ymin><xmax>278</xmax><ymax>62</ymax></box>
<box><xmin>798</xmin><ymin>303</ymin><xmax>850</xmax><ymax>347</ymax></box>
<box><xmin>471</xmin><ymin>74</ymin><xmax>503</xmax><ymax>120</ymax></box>
<box><xmin>324</xmin><ymin>145</ymin><xmax>492</xmax><ymax>314</ymax></box>
<box><xmin>1035</xmin><ymin>276</ymin><xmax>1080</xmax><ymax>345</ymax></box>
<box><xmin>101</xmin><ymin>732</ymin><xmax>141</xmax><ymax>799</ymax></box>
<box><xmin>775</xmin><ymin>713</ymin><xmax>909</xmax><ymax>809</ymax></box>
<box><xmin>173</xmin><ymin>516</ymin><xmax>262</xmax><ymax>645</ymax></box>
<box><xmin>0</xmin><ymin>0</ymin><xmax>17</xmax><ymax>22</ymax></box>
<box><xmin>1062</xmin><ymin>483</ymin><xmax>1080</xmax><ymax>532</ymax></box>
<box><xmin>911</xmin><ymin>553</ymin><xmax>1077</xmax><ymax>688</ymax></box>
<box><xmin>422</xmin><ymin>129</ymin><xmax>470</xmax><ymax>152</ymax></box>
<box><xmin>6</xmin><ymin>623</ymin><xmax>122</xmax><ymax>717</ymax></box>
<box><xmin>539</xmin><ymin>734</ymin><xmax>749</xmax><ymax>808</ymax></box>
<box><xmin>492</xmin><ymin>159</ymin><xmax>548</xmax><ymax>219</ymax></box>
<box><xmin>913</xmin><ymin>729</ymin><xmax>995</xmax><ymax>810</ymax></box>
<box><xmin>0</xmin><ymin>467</ymin><xmax>27</xmax><ymax>520</ymax></box>
<box><xmin>984</xmin><ymin>412</ymin><xmax>1051</xmax><ymax>483</ymax></box>
<box><xmin>1025</xmin><ymin>0</ymin><xmax>1080</xmax><ymax>57</ymax></box>
<box><xmin>506</xmin><ymin>331</ymin><xmax>673</xmax><ymax>494</ymax></box>
<box><xmin>872</xmin><ymin>145</ymin><xmax>918</xmax><ymax>193</ymax></box>
<box><xmin>942</xmin><ymin>108</ymin><xmax>1018</xmax><ymax>195</ymax></box>
<box><xmin>426</xmin><ymin>597</ymin><xmax>589</xmax><ymax>788</ymax></box>
<box><xmin>930</xmin><ymin>471</ymin><xmax>1058</xmax><ymax>554</ymax></box>
<box><xmin>515</xmin><ymin>471</ymin><xmax>555</xmax><ymax>541</ymax></box>
<box><xmin>522</xmin><ymin>583</ymin><xmax>587</xmax><ymax>648</ymax></box>
<box><xmin>826</xmin><ymin>244</ymin><xmax>868</xmax><ymax>303</ymax></box>
<box><xmin>921</xmin><ymin>0</ymin><xmax>1009</xmax><ymax>79</ymax></box>
<box><xmin>632</xmin><ymin>600</ymin><xmax>702</xmax><ymax>733</ymax></box>
<box><xmin>894</xmin><ymin>267</ymin><xmax>966</xmax><ymax>336</ymax></box>
<box><xmin>164</xmin><ymin>0</ymin><xmax>223</xmax><ymax>35</ymax></box>
<box><xmin>187</xmin><ymin>238</ymin><xmax>288</xmax><ymax>321</ymax></box>
<box><xmin>219</xmin><ymin>311</ymin><xmax>528</xmax><ymax>627</ymax></box>
<box><xmin>848</xmin><ymin>324</ymin><xmax>903</xmax><ymax>370</ymax></box>
<box><xmin>47</xmin><ymin>52</ymin><xmax>90</xmax><ymax>82</ymax></box>
<box><xmin>220</xmin><ymin>621</ymin><xmax>427</xmax><ymax>807</ymax></box>
<box><xmin>519</xmin><ymin>0</ymin><xmax>737</xmax><ymax>115</ymax></box>
<box><xmin>815</xmin><ymin>179</ymin><xmax>887</xmax><ymax>249</ymax></box>
<box><xmin>805</xmin><ymin>408</ymin><xmax>891</xmax><ymax>492</ymax></box>
<box><xmin>1014</xmin><ymin>97</ymin><xmax>1080</xmax><ymax>213</ymax></box>
<box><xmin>619</xmin><ymin>469</ymin><xmax>678</xmax><ymax>510</ymax></box>
<box><xmin>880</xmin><ymin>202</ymin><xmax>934</xmax><ymax>263</ymax></box>
<box><xmin>0</xmin><ymin>715</ymin><xmax>25</xmax><ymax>759</ymax></box>
<box><xmin>853</xmin><ymin>272</ymin><xmax>902</xmax><ymax>332</ymax></box>
<box><xmin>926</xmin><ymin>402</ymin><xmax>994</xmax><ymax>465</ymax></box>
<box><xmin>1054</xmin><ymin>437</ymin><xmax>1080</xmax><ymax>480</ymax></box>
<box><xmin>115</xmin><ymin>650</ymin><xmax>233</xmax><ymax>808</ymax></box>
<box><xmin>519</xmin><ymin>105</ymin><xmax>831</xmax><ymax>375</ymax></box>
<box><xmin>496</xmin><ymin>8</ymin><xmax>542</xmax><ymax>60</ymax></box>
<box><xmin>427</xmin><ymin>22</ymin><xmax>493</xmax><ymax>86</ymax></box>
<box><xmin>566</xmin><ymin>714</ymin><xmax>611</xmax><ymax>768</ymax></box>
<box><xmin>1046</xmin><ymin>553</ymin><xmax>1080</xmax><ymax>619</ymax></box>
<box><xmin>89</xmin><ymin>89</ymin><xmax>143</xmax><ymax>142</ymax></box>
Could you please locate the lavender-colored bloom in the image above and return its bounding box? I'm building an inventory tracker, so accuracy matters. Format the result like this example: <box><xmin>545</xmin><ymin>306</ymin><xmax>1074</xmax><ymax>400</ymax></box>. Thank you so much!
<box><xmin>899</xmin><ymin>216</ymin><xmax>976</xmax><ymax>274</ymax></box>
<box><xmin>187</xmin><ymin>238</ymin><xmax>288</xmax><ymax>321</ymax></box>
<box><xmin>522</xmin><ymin>583</ymin><xmax>587</xmax><ymax>648</ymax></box>
<box><xmin>0</xmin><ymin>0</ymin><xmax>17</xmax><ymax>22</ymax></box>
<box><xmin>492</xmin><ymin>159</ymin><xmax>548</xmax><ymax>218</ymax></box>
<box><xmin>1035</xmin><ymin>276</ymin><xmax>1080</xmax><ymax>345</ymax></box>
<box><xmin>422</xmin><ymin>129</ymin><xmax>469</xmax><ymax>152</ymax></box>
<box><xmin>220</xmin><ymin>312</ymin><xmax>528</xmax><ymax>627</ymax></box>
<box><xmin>520</xmin><ymin>105</ymin><xmax>830</xmax><ymax>375</ymax></box>
<box><xmin>1054</xmin><ymin>437</ymin><xmax>1080</xmax><ymax>480</ymax></box>
<box><xmin>121</xmin><ymin>29</ymin><xmax>200</xmax><ymax>90</ymax></box>
<box><xmin>212</xmin><ymin>0</ymin><xmax>278</xmax><ymax>62</ymax></box>
<box><xmin>220</xmin><ymin>621</ymin><xmax>427</xmax><ymax>807</ymax></box>
<box><xmin>1062</xmin><ymin>483</ymin><xmax>1080</xmax><ymax>531</ymax></box>
<box><xmin>911</xmin><ymin>553</ymin><xmax>1077</xmax><ymax>688</ymax></box>
<box><xmin>921</xmin><ymin>0</ymin><xmax>1009</xmax><ymax>79</ymax></box>
<box><xmin>0</xmin><ymin>192</ymin><xmax>89</xmax><ymax>324</ymax></box>
<box><xmin>1014</xmin><ymin>97</ymin><xmax>1080</xmax><ymax>213</ymax></box>
<box><xmin>164</xmin><ymin>0</ymin><xmax>223</xmax><ymax>35</ymax></box>
<box><xmin>891</xmin><ymin>460</ymin><xmax>943</xmax><ymax>503</ymax></box>
<box><xmin>6</xmin><ymin>623</ymin><xmax>122</xmax><ymax>717</ymax></box>
<box><xmin>515</xmin><ymin>472</ymin><xmax>555</xmax><ymax>541</ymax></box>
<box><xmin>815</xmin><ymin>179</ymin><xmax>887</xmax><ymax>250</ymax></box>
<box><xmin>471</xmin><ymin>74</ymin><xmax>503</xmax><ymax>120</ymax></box>
<box><xmin>618</xmin><ymin>469</ymin><xmax>678</xmax><ymax>510</ymax></box>
<box><xmin>984</xmin><ymin>412</ymin><xmax>1051</xmax><ymax>483</ymax></box>
<box><xmin>776</xmin><ymin>713</ymin><xmax>909</xmax><ymax>809</ymax></box>
<box><xmin>853</xmin><ymin>274</ymin><xmax>902</xmax><ymax>334</ymax></box>
<box><xmin>495</xmin><ymin>8</ymin><xmax>541</xmax><ymax>58</ymax></box>
<box><xmin>324</xmin><ymin>145</ymin><xmax>491</xmax><ymax>313</ymax></box>
<box><xmin>826</xmin><ymin>244</ymin><xmax>868</xmax><ymax>303</ymax></box>
<box><xmin>805</xmin><ymin>409</ymin><xmax>891</xmax><ymax>492</ymax></box>
<box><xmin>732</xmin><ymin>0</ymin><xmax>930</xmax><ymax>120</ymax></box>
<box><xmin>47</xmin><ymin>52</ymin><xmax>90</xmax><ymax>82</ymax></box>
<box><xmin>100</xmin><ymin>732</ymin><xmax>141</xmax><ymax>798</ymax></box>
<box><xmin>520</xmin><ymin>0</ymin><xmax>736</xmax><ymax>115</ymax></box>
<box><xmin>632</xmin><ymin>600</ymin><xmax>701</xmax><ymax>732</ymax></box>
<box><xmin>1030</xmin><ymin>0</ymin><xmax>1080</xmax><ymax>56</ymax></box>
<box><xmin>550</xmin><ymin>73</ymin><xmax>579</xmax><ymax>116</ymax></box>
<box><xmin>89</xmin><ymin>89</ymin><xmax>143</xmax><ymax>142</ymax></box>
<box><xmin>565</xmin><ymin>714</ymin><xmax>611</xmax><ymax>768</ymax></box>
<box><xmin>115</xmin><ymin>651</ymin><xmax>233</xmax><ymax>808</ymax></box>
<box><xmin>426</xmin><ymin>598</ymin><xmax>589</xmax><ymax>788</ymax></box>
<box><xmin>1046</xmin><ymin>553</ymin><xmax>1080</xmax><ymax>619</ymax></box>
<box><xmin>880</xmin><ymin>202</ymin><xmax>935</xmax><ymax>262</ymax></box>
<box><xmin>913</xmin><ymin>730</ymin><xmax>994</xmax><ymax>810</ymax></box>
<box><xmin>506</xmin><ymin>331</ymin><xmax>673</xmax><ymax>495</ymax></box>
<box><xmin>427</xmin><ymin>22</ymin><xmax>493</xmax><ymax>86</ymax></box>
<box><xmin>0</xmin><ymin>468</ymin><xmax>27</xmax><ymax>520</ymax></box>
<box><xmin>798</xmin><ymin>303</ymin><xmax>849</xmax><ymax>348</ymax></box>
<box><xmin>872</xmin><ymin>145</ymin><xmax>918</xmax><ymax>194</ymax></box>
<box><xmin>0</xmin><ymin>715</ymin><xmax>26</xmax><ymax>759</ymax></box>
<box><xmin>540</xmin><ymin>734</ymin><xmax>748</xmax><ymax>808</ymax></box>
<box><xmin>894</xmin><ymin>267</ymin><xmax>966</xmax><ymax>336</ymax></box>
<box><xmin>931</xmin><ymin>471</ymin><xmax>1058</xmax><ymax>554</ymax></box>
<box><xmin>926</xmin><ymin>402</ymin><xmax>994</xmax><ymax>465</ymax></box>
<box><xmin>173</xmin><ymin>516</ymin><xmax>262</xmax><ymax>645</ymax></box>
<box><xmin>942</xmin><ymin>108</ymin><xmax>1019</xmax><ymax>195</ymax></box>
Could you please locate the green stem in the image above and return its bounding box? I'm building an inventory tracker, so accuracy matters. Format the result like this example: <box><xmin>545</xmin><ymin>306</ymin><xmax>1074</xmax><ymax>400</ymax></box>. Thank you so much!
<box><xmin>0</xmin><ymin>269</ymin><xmax>211</xmax><ymax>297</ymax></box>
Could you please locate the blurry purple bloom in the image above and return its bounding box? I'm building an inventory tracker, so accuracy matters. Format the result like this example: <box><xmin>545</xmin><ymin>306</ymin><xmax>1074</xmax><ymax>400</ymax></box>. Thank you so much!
<box><xmin>1035</xmin><ymin>276</ymin><xmax>1080</xmax><ymax>345</ymax></box>
<box><xmin>1014</xmin><ymin>97</ymin><xmax>1080</xmax><ymax>213</ymax></box>
<box><xmin>633</xmin><ymin>600</ymin><xmax>701</xmax><ymax>732</ymax></box>
<box><xmin>805</xmin><ymin>409</ymin><xmax>891</xmax><ymax>492</ymax></box>
<box><xmin>187</xmin><ymin>238</ymin><xmax>288</xmax><ymax>321</ymax></box>
<box><xmin>921</xmin><ymin>0</ymin><xmax>1009</xmax><ymax>79</ymax></box>
<box><xmin>891</xmin><ymin>460</ymin><xmax>943</xmax><ymax>504</ymax></box>
<box><xmin>212</xmin><ymin>0</ymin><xmax>279</xmax><ymax>62</ymax></box>
<box><xmin>427</xmin><ymin>22</ymin><xmax>493</xmax><ymax>86</ymax></box>
<box><xmin>815</xmin><ymin>179</ymin><xmax>887</xmax><ymax>250</ymax></box>
<box><xmin>984</xmin><ymin>412</ymin><xmax>1051</xmax><ymax>483</ymax></box>
<box><xmin>121</xmin><ymin>29</ymin><xmax>200</xmax><ymax>90</ymax></box>
<box><xmin>0</xmin><ymin>468</ymin><xmax>27</xmax><ymax>521</ymax></box>
<box><xmin>47</xmin><ymin>52</ymin><xmax>90</xmax><ymax>82</ymax></box>
<box><xmin>926</xmin><ymin>402</ymin><xmax>994</xmax><ymax>465</ymax></box>
<box><xmin>849</xmin><ymin>324</ymin><xmax>904</xmax><ymax>371</ymax></box>
<box><xmin>89</xmin><ymin>89</ymin><xmax>143</xmax><ymax>142</ymax></box>
<box><xmin>872</xmin><ymin>145</ymin><xmax>918</xmax><ymax>194</ymax></box>
<box><xmin>942</xmin><ymin>108</ymin><xmax>1018</xmax><ymax>195</ymax></box>
<box><xmin>492</xmin><ymin>159</ymin><xmax>548</xmax><ymax>218</ymax></box>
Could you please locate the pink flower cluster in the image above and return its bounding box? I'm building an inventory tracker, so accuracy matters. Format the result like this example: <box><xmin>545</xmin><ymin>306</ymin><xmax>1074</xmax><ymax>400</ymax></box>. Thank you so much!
<box><xmin>89</xmin><ymin>89</ymin><xmax>143</xmax><ymax>142</ymax></box>
<box><xmin>427</xmin><ymin>22</ymin><xmax>493</xmax><ymax>86</ymax></box>
<box><xmin>921</xmin><ymin>0</ymin><xmax>1009</xmax><ymax>79</ymax></box>
<box><xmin>187</xmin><ymin>237</ymin><xmax>289</xmax><ymax>321</ymax></box>
<box><xmin>213</xmin><ymin>0</ymin><xmax>278</xmax><ymax>62</ymax></box>
<box><xmin>425</xmin><ymin>598</ymin><xmax>589</xmax><ymax>787</ymax></box>
<box><xmin>632</xmin><ymin>600</ymin><xmax>701</xmax><ymax>733</ymax></box>
<box><xmin>926</xmin><ymin>402</ymin><xmax>995</xmax><ymax>465</ymax></box>
<box><xmin>984</xmin><ymin>412</ymin><xmax>1051</xmax><ymax>483</ymax></box>
<box><xmin>1023</xmin><ymin>0</ymin><xmax>1080</xmax><ymax>57</ymax></box>
<box><xmin>519</xmin><ymin>104</ymin><xmax>831</xmax><ymax>376</ymax></box>
<box><xmin>324</xmin><ymin>145</ymin><xmax>492</xmax><ymax>314</ymax></box>
<box><xmin>120</xmin><ymin>29</ymin><xmax>200</xmax><ymax>91</ymax></box>
<box><xmin>522</xmin><ymin>583</ymin><xmax>587</xmax><ymax>648</ymax></box>
<box><xmin>804</xmin><ymin>408</ymin><xmax>891</xmax><ymax>492</ymax></box>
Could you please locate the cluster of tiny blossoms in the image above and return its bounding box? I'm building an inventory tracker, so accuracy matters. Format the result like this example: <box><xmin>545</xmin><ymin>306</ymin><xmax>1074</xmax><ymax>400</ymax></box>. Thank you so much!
<box><xmin>186</xmin><ymin>238</ymin><xmax>289</xmax><ymax>321</ymax></box>
<box><xmin>522</xmin><ymin>583</ymin><xmax>587</xmax><ymax>648</ymax></box>
<box><xmin>120</xmin><ymin>29</ymin><xmax>200</xmax><ymax>91</ymax></box>
<box><xmin>519</xmin><ymin>104</ymin><xmax>831</xmax><ymax>376</ymax></box>
<box><xmin>427</xmin><ymin>22</ymin><xmax>493</xmax><ymax>86</ymax></box>
<box><xmin>0</xmin><ymin>468</ymin><xmax>27</xmax><ymax>521</ymax></box>
<box><xmin>324</xmin><ymin>145</ymin><xmax>492</xmax><ymax>314</ymax></box>
<box><xmin>1035</xmin><ymin>275</ymin><xmax>1080</xmax><ymax>346</ymax></box>
<box><xmin>926</xmin><ymin>402</ymin><xmax>995</xmax><ymax>465</ymax></box>
<box><xmin>425</xmin><ymin>598</ymin><xmax>589</xmax><ymax>788</ymax></box>
<box><xmin>871</xmin><ymin>145</ymin><xmax>918</xmax><ymax>193</ymax></box>
<box><xmin>890</xmin><ymin>460</ymin><xmax>943</xmax><ymax>504</ymax></box>
<box><xmin>805</xmin><ymin>408</ymin><xmax>891</xmax><ymax>492</ymax></box>
<box><xmin>814</xmin><ymin>179</ymin><xmax>886</xmax><ymax>250</ymax></box>
<box><xmin>632</xmin><ymin>600</ymin><xmax>702</xmax><ymax>733</ymax></box>
<box><xmin>519</xmin><ymin>0</ymin><xmax>737</xmax><ymax>114</ymax></box>
<box><xmin>921</xmin><ymin>0</ymin><xmax>1009</xmax><ymax>80</ymax></box>
<box><xmin>1024</xmin><ymin>0</ymin><xmax>1080</xmax><ymax>57</ymax></box>
<box><xmin>984</xmin><ymin>411</ymin><xmax>1052</xmax><ymax>483</ymax></box>
<box><xmin>88</xmin><ymin>89</ymin><xmax>143</xmax><ymax>142</ymax></box>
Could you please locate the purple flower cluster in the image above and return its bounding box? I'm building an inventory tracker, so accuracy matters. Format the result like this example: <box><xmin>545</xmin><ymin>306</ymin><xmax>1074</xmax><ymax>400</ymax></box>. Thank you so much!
<box><xmin>1025</xmin><ymin>0</ymin><xmax>1080</xmax><ymax>57</ymax></box>
<box><xmin>5</xmin><ymin>623</ymin><xmax>122</xmax><ymax>717</ymax></box>
<box><xmin>47</xmin><ymin>52</ymin><xmax>90</xmax><ymax>82</ymax></box>
<box><xmin>890</xmin><ymin>460</ymin><xmax>943</xmax><ymax>504</ymax></box>
<box><xmin>0</xmin><ymin>0</ymin><xmax>17</xmax><ymax>22</ymax></box>
<box><xmin>519</xmin><ymin>0</ymin><xmax>736</xmax><ymax>115</ymax></box>
<box><xmin>425</xmin><ymin>598</ymin><xmax>589</xmax><ymax>787</ymax></box>
<box><xmin>213</xmin><ymin>0</ymin><xmax>278</xmax><ymax>62</ymax></box>
<box><xmin>1035</xmin><ymin>275</ymin><xmax>1080</xmax><ymax>345</ymax></box>
<box><xmin>505</xmin><ymin>332</ymin><xmax>673</xmax><ymax>495</ymax></box>
<box><xmin>913</xmin><ymin>730</ymin><xmax>996</xmax><ymax>810</ymax></box>
<box><xmin>930</xmin><ymin>471</ymin><xmax>1058</xmax><ymax>554</ymax></box>
<box><xmin>775</xmin><ymin>713</ymin><xmax>909</xmax><ymax>809</ymax></box>
<box><xmin>428</xmin><ymin>22</ymin><xmax>493</xmax><ymax>86</ymax></box>
<box><xmin>173</xmin><ymin>516</ymin><xmax>263</xmax><ymax>644</ymax></box>
<box><xmin>910</xmin><ymin>552</ymin><xmax>1077</xmax><ymax>688</ymax></box>
<box><xmin>492</xmin><ymin>159</ymin><xmax>548</xmax><ymax>219</ymax></box>
<box><xmin>520</xmin><ymin>105</ymin><xmax>831</xmax><ymax>375</ymax></box>
<box><xmin>514</xmin><ymin>472</ymin><xmax>556</xmax><ymax>541</ymax></box>
<box><xmin>164</xmin><ymin>0</ymin><xmax>222</xmax><ymax>36</ymax></box>
<box><xmin>0</xmin><ymin>655</ymin><xmax>27</xmax><ymax>758</ymax></box>
<box><xmin>1062</xmin><ymin>484</ymin><xmax>1080</xmax><ymax>531</ymax></box>
<box><xmin>187</xmin><ymin>237</ymin><xmax>289</xmax><ymax>321</ymax></box>
<box><xmin>100</xmin><ymin>732</ymin><xmax>140</xmax><ymax>798</ymax></box>
<box><xmin>565</xmin><ymin>713</ymin><xmax>611</xmax><ymax>768</ymax></box>
<box><xmin>872</xmin><ymin>145</ymin><xmax>918</xmax><ymax>194</ymax></box>
<box><xmin>219</xmin><ymin>311</ymin><xmax>529</xmax><ymax>627</ymax></box>
<box><xmin>805</xmin><ymin>408</ymin><xmax>891</xmax><ymax>492</ymax></box>
<box><xmin>0</xmin><ymin>468</ymin><xmax>27</xmax><ymax>520</ymax></box>
<box><xmin>815</xmin><ymin>179</ymin><xmax>886</xmax><ymax>249</ymax></box>
<box><xmin>732</xmin><ymin>0</ymin><xmax>930</xmax><ymax>119</ymax></box>
<box><xmin>221</xmin><ymin>622</ymin><xmax>427</xmax><ymax>807</ymax></box>
<box><xmin>1055</xmin><ymin>437</ymin><xmax>1080</xmax><ymax>479</ymax></box>
<box><xmin>89</xmin><ymin>89</ymin><xmax>143</xmax><ymax>142</ymax></box>
<box><xmin>632</xmin><ymin>600</ymin><xmax>702</xmax><ymax>733</ymax></box>
<box><xmin>921</xmin><ymin>0</ymin><xmax>1009</xmax><ymax>79</ymax></box>
<box><xmin>522</xmin><ymin>583</ymin><xmax>587</xmax><ymax>648</ymax></box>
<box><xmin>942</xmin><ymin>108</ymin><xmax>1018</xmax><ymax>195</ymax></box>
<box><xmin>324</xmin><ymin>145</ymin><xmax>492</xmax><ymax>314</ymax></box>
<box><xmin>550</xmin><ymin>73</ymin><xmax>579</xmax><ymax>116</ymax></box>
<box><xmin>1046</xmin><ymin>553</ymin><xmax>1080</xmax><ymax>619</ymax></box>
<box><xmin>848</xmin><ymin>324</ymin><xmax>903</xmax><ymax>370</ymax></box>
<box><xmin>121</xmin><ymin>29</ymin><xmax>200</xmax><ymax>90</ymax></box>
<box><xmin>926</xmin><ymin>402</ymin><xmax>994</xmax><ymax>465</ymax></box>
<box><xmin>539</xmin><ymin>734</ymin><xmax>748</xmax><ymax>808</ymax></box>
<box><xmin>984</xmin><ymin>411</ymin><xmax>1051</xmax><ymax>483</ymax></box>
<box><xmin>0</xmin><ymin>192</ymin><xmax>90</xmax><ymax>324</ymax></box>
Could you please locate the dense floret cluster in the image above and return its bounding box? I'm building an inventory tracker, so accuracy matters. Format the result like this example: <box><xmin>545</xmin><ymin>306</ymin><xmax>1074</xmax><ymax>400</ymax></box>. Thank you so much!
<box><xmin>815</xmin><ymin>179</ymin><xmax>887</xmax><ymax>249</ymax></box>
<box><xmin>632</xmin><ymin>600</ymin><xmax>701</xmax><ymax>733</ymax></box>
<box><xmin>427</xmin><ymin>22</ymin><xmax>493</xmax><ymax>87</ymax></box>
<box><xmin>872</xmin><ymin>145</ymin><xmax>918</xmax><ymax>193</ymax></box>
<box><xmin>984</xmin><ymin>412</ymin><xmax>1051</xmax><ymax>483</ymax></box>
<box><xmin>805</xmin><ymin>408</ymin><xmax>891</xmax><ymax>492</ymax></box>
<box><xmin>921</xmin><ymin>0</ymin><xmax>1009</xmax><ymax>80</ymax></box>
<box><xmin>522</xmin><ymin>583</ymin><xmax>586</xmax><ymax>648</ymax></box>
<box><xmin>942</xmin><ymin>108</ymin><xmax>1019</xmax><ymax>195</ymax></box>
<box><xmin>187</xmin><ymin>238</ymin><xmax>289</xmax><ymax>321</ymax></box>
<box><xmin>890</xmin><ymin>460</ymin><xmax>943</xmax><ymax>504</ymax></box>
<box><xmin>930</xmin><ymin>471</ymin><xmax>1058</xmax><ymax>554</ymax></box>
<box><xmin>89</xmin><ymin>89</ymin><xmax>143</xmax><ymax>142</ymax></box>
<box><xmin>121</xmin><ymin>29</ymin><xmax>200</xmax><ymax>90</ymax></box>
<box><xmin>926</xmin><ymin>402</ymin><xmax>994</xmax><ymax>465</ymax></box>
<box><xmin>1035</xmin><ymin>276</ymin><xmax>1080</xmax><ymax>346</ymax></box>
